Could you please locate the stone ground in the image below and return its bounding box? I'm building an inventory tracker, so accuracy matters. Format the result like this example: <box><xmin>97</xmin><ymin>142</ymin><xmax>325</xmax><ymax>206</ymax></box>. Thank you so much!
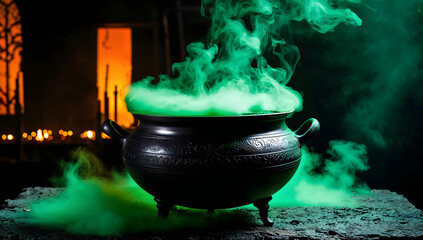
<box><xmin>1</xmin><ymin>188</ymin><xmax>422</xmax><ymax>239</ymax></box>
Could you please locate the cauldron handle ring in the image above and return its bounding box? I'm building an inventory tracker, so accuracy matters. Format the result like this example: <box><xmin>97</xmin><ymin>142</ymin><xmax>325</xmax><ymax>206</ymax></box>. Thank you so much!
<box><xmin>101</xmin><ymin>119</ymin><xmax>129</xmax><ymax>145</ymax></box>
<box><xmin>294</xmin><ymin>118</ymin><xmax>320</xmax><ymax>144</ymax></box>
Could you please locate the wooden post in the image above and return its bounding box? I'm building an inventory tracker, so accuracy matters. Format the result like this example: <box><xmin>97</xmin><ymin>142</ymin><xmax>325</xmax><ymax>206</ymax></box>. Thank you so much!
<box><xmin>96</xmin><ymin>100</ymin><xmax>101</xmax><ymax>141</ymax></box>
<box><xmin>114</xmin><ymin>85</ymin><xmax>118</xmax><ymax>122</ymax></box>
<box><xmin>176</xmin><ymin>0</ymin><xmax>186</xmax><ymax>60</ymax></box>
<box><xmin>104</xmin><ymin>64</ymin><xmax>109</xmax><ymax>121</ymax></box>
<box><xmin>14</xmin><ymin>72</ymin><xmax>22</xmax><ymax>161</ymax></box>
<box><xmin>162</xmin><ymin>11</ymin><xmax>171</xmax><ymax>75</ymax></box>
<box><xmin>4</xmin><ymin>2</ymin><xmax>10</xmax><ymax>115</ymax></box>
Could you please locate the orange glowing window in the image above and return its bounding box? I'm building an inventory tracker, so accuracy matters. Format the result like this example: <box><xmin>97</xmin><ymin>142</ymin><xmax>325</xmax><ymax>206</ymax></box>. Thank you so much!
<box><xmin>0</xmin><ymin>0</ymin><xmax>23</xmax><ymax>115</ymax></box>
<box><xmin>97</xmin><ymin>27</ymin><xmax>133</xmax><ymax>128</ymax></box>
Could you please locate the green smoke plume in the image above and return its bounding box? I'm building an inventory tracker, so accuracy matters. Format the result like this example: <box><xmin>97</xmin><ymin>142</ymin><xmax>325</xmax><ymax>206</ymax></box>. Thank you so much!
<box><xmin>273</xmin><ymin>140</ymin><xmax>370</xmax><ymax>207</ymax></box>
<box><xmin>125</xmin><ymin>0</ymin><xmax>362</xmax><ymax>116</ymax></box>
<box><xmin>28</xmin><ymin>141</ymin><xmax>369</xmax><ymax>235</ymax></box>
<box><xmin>29</xmin><ymin>149</ymin><xmax>217</xmax><ymax>235</ymax></box>
<box><xmin>322</xmin><ymin>0</ymin><xmax>423</xmax><ymax>148</ymax></box>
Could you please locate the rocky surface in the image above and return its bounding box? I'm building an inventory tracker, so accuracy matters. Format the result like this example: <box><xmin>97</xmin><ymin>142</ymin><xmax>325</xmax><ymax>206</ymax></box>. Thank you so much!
<box><xmin>1</xmin><ymin>188</ymin><xmax>422</xmax><ymax>239</ymax></box>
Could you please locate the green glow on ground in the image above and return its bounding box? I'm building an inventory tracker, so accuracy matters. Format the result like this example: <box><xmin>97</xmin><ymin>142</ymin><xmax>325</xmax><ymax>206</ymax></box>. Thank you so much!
<box><xmin>273</xmin><ymin>140</ymin><xmax>370</xmax><ymax>207</ymax></box>
<box><xmin>29</xmin><ymin>142</ymin><xmax>370</xmax><ymax>235</ymax></box>
<box><xmin>29</xmin><ymin>149</ymin><xmax>216</xmax><ymax>235</ymax></box>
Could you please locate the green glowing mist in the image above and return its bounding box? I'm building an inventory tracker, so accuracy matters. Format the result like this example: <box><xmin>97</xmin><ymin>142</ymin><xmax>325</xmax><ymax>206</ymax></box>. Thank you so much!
<box><xmin>327</xmin><ymin>1</ymin><xmax>423</xmax><ymax>148</ymax></box>
<box><xmin>28</xmin><ymin>0</ymin><xmax>371</xmax><ymax>235</ymax></box>
<box><xmin>29</xmin><ymin>141</ymin><xmax>370</xmax><ymax>235</ymax></box>
<box><xmin>29</xmin><ymin>149</ymin><xmax>215</xmax><ymax>235</ymax></box>
<box><xmin>272</xmin><ymin>140</ymin><xmax>370</xmax><ymax>207</ymax></box>
<box><xmin>125</xmin><ymin>0</ymin><xmax>362</xmax><ymax>116</ymax></box>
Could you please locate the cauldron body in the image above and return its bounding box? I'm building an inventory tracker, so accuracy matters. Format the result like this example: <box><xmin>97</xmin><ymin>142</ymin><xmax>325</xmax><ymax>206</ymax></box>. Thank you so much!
<box><xmin>102</xmin><ymin>113</ymin><xmax>319</xmax><ymax>225</ymax></box>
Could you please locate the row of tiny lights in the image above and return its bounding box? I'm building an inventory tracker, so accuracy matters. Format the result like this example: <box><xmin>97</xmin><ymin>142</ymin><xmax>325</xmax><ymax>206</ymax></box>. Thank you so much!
<box><xmin>0</xmin><ymin>129</ymin><xmax>104</xmax><ymax>142</ymax></box>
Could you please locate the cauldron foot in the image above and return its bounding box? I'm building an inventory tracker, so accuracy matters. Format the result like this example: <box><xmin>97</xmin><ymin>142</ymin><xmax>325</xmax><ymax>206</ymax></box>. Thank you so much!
<box><xmin>253</xmin><ymin>196</ymin><xmax>274</xmax><ymax>227</ymax></box>
<box><xmin>154</xmin><ymin>197</ymin><xmax>174</xmax><ymax>219</ymax></box>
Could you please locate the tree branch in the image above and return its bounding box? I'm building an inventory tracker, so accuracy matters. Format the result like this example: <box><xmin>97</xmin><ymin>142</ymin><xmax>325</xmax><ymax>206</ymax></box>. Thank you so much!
<box><xmin>9</xmin><ymin>21</ymin><xmax>21</xmax><ymax>29</ymax></box>
<box><xmin>8</xmin><ymin>41</ymin><xmax>22</xmax><ymax>52</ymax></box>
<box><xmin>6</xmin><ymin>53</ymin><xmax>14</xmax><ymax>62</ymax></box>
<box><xmin>0</xmin><ymin>97</ymin><xmax>5</xmax><ymax>106</ymax></box>
<box><xmin>8</xmin><ymin>95</ymin><xmax>15</xmax><ymax>104</ymax></box>
<box><xmin>11</xmin><ymin>33</ymin><xmax>22</xmax><ymax>40</ymax></box>
<box><xmin>4</xmin><ymin>1</ymin><xmax>13</xmax><ymax>8</ymax></box>
<box><xmin>0</xmin><ymin>87</ymin><xmax>6</xmax><ymax>97</ymax></box>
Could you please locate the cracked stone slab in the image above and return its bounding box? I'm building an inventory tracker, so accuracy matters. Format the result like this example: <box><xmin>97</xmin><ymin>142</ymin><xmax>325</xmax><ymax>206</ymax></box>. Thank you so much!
<box><xmin>1</xmin><ymin>188</ymin><xmax>422</xmax><ymax>239</ymax></box>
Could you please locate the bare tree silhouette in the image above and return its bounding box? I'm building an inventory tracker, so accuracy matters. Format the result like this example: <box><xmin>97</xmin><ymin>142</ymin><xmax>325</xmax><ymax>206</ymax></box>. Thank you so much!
<box><xmin>0</xmin><ymin>0</ymin><xmax>22</xmax><ymax>115</ymax></box>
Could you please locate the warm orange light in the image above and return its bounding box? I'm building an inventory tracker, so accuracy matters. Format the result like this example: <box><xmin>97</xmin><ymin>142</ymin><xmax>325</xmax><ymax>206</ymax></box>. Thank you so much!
<box><xmin>101</xmin><ymin>132</ymin><xmax>111</xmax><ymax>139</ymax></box>
<box><xmin>47</xmin><ymin>130</ymin><xmax>52</xmax><ymax>135</ymax></box>
<box><xmin>0</xmin><ymin>2</ymin><xmax>23</xmax><ymax>115</ymax></box>
<box><xmin>59</xmin><ymin>129</ymin><xmax>64</xmax><ymax>135</ymax></box>
<box><xmin>31</xmin><ymin>131</ymin><xmax>36</xmax><ymax>137</ymax></box>
<box><xmin>22</xmin><ymin>132</ymin><xmax>27</xmax><ymax>138</ymax></box>
<box><xmin>87</xmin><ymin>130</ymin><xmax>94</xmax><ymax>139</ymax></box>
<box><xmin>7</xmin><ymin>134</ymin><xmax>13</xmax><ymax>140</ymax></box>
<box><xmin>97</xmin><ymin>28</ymin><xmax>133</xmax><ymax>128</ymax></box>
<box><xmin>63</xmin><ymin>131</ymin><xmax>68</xmax><ymax>137</ymax></box>
<box><xmin>68</xmin><ymin>131</ymin><xmax>73</xmax><ymax>136</ymax></box>
<box><xmin>1</xmin><ymin>134</ymin><xmax>6</xmax><ymax>140</ymax></box>
<box><xmin>27</xmin><ymin>135</ymin><xmax>33</xmax><ymax>140</ymax></box>
<box><xmin>80</xmin><ymin>130</ymin><xmax>96</xmax><ymax>140</ymax></box>
<box><xmin>36</xmin><ymin>129</ymin><xmax>43</xmax><ymax>141</ymax></box>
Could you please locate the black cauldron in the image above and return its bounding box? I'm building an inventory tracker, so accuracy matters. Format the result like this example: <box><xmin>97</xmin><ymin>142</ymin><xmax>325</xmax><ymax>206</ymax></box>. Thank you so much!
<box><xmin>102</xmin><ymin>112</ymin><xmax>319</xmax><ymax>226</ymax></box>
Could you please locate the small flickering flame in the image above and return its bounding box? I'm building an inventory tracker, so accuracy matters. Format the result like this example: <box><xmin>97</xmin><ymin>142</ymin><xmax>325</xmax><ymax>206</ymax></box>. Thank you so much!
<box><xmin>58</xmin><ymin>129</ymin><xmax>74</xmax><ymax>140</ymax></box>
<box><xmin>22</xmin><ymin>129</ymin><xmax>54</xmax><ymax>142</ymax></box>
<box><xmin>0</xmin><ymin>129</ymin><xmax>99</xmax><ymax>142</ymax></box>
<box><xmin>35</xmin><ymin>129</ymin><xmax>43</xmax><ymax>142</ymax></box>
<box><xmin>1</xmin><ymin>134</ymin><xmax>14</xmax><ymax>141</ymax></box>
<box><xmin>28</xmin><ymin>129</ymin><xmax>54</xmax><ymax>142</ymax></box>
<box><xmin>80</xmin><ymin>130</ymin><xmax>95</xmax><ymax>140</ymax></box>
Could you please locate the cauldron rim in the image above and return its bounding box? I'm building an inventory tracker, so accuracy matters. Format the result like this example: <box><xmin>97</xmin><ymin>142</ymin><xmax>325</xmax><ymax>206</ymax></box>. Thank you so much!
<box><xmin>133</xmin><ymin>111</ymin><xmax>293</xmax><ymax>121</ymax></box>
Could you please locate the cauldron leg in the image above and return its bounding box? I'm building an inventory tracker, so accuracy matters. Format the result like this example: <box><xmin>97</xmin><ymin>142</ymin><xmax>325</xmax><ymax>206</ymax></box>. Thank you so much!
<box><xmin>253</xmin><ymin>196</ymin><xmax>274</xmax><ymax>227</ymax></box>
<box><xmin>154</xmin><ymin>197</ymin><xmax>174</xmax><ymax>219</ymax></box>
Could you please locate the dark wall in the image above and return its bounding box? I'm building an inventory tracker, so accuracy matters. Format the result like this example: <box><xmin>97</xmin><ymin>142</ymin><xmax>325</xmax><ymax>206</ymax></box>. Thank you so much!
<box><xmin>287</xmin><ymin>2</ymin><xmax>423</xmax><ymax>209</ymax></box>
<box><xmin>15</xmin><ymin>0</ymin><xmax>423</xmax><ymax>210</ymax></box>
<box><xmin>17</xmin><ymin>0</ymin><xmax>162</xmax><ymax>133</ymax></box>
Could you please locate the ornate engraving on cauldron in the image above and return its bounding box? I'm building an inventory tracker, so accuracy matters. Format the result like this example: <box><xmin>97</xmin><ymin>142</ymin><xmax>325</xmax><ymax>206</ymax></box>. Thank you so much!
<box><xmin>125</xmin><ymin>132</ymin><xmax>301</xmax><ymax>168</ymax></box>
<box><xmin>135</xmin><ymin>148</ymin><xmax>302</xmax><ymax>168</ymax></box>
<box><xmin>102</xmin><ymin>113</ymin><xmax>320</xmax><ymax>227</ymax></box>
<box><xmin>136</xmin><ymin>133</ymin><xmax>298</xmax><ymax>154</ymax></box>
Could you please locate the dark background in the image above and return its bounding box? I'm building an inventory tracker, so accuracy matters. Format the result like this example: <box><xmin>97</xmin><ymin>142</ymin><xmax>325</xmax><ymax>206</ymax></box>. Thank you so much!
<box><xmin>1</xmin><ymin>0</ymin><xmax>422</xmax><ymax>210</ymax></box>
